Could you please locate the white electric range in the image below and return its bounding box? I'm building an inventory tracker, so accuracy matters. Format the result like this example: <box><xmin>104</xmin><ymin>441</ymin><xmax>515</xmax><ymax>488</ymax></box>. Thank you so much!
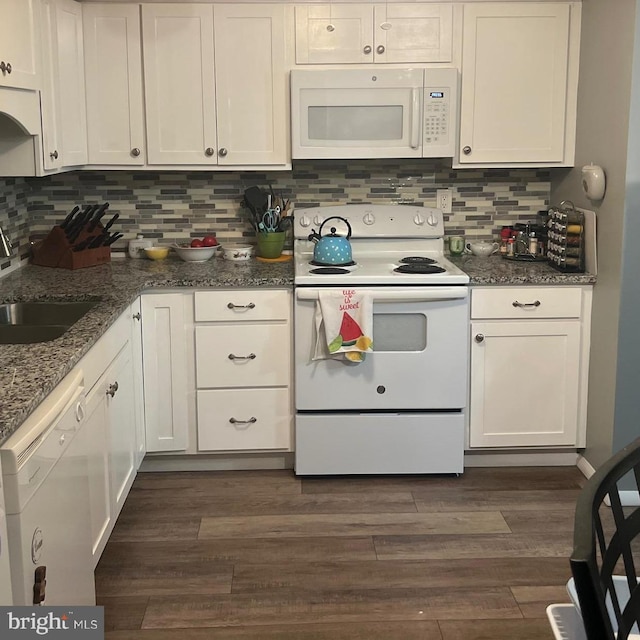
<box><xmin>292</xmin><ymin>204</ymin><xmax>470</xmax><ymax>476</ymax></box>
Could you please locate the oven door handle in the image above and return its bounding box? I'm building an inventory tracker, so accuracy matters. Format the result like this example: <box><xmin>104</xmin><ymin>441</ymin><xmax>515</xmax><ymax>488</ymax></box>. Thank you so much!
<box><xmin>295</xmin><ymin>288</ymin><xmax>468</xmax><ymax>303</ymax></box>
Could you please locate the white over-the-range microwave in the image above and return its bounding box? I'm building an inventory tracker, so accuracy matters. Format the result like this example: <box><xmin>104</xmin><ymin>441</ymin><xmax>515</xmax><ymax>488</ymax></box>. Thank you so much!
<box><xmin>290</xmin><ymin>68</ymin><xmax>458</xmax><ymax>160</ymax></box>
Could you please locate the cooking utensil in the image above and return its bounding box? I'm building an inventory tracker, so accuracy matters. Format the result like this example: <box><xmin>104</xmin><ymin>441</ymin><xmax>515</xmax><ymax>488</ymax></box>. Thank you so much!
<box><xmin>60</xmin><ymin>206</ymin><xmax>80</xmax><ymax>229</ymax></box>
<box><xmin>103</xmin><ymin>213</ymin><xmax>120</xmax><ymax>233</ymax></box>
<box><xmin>88</xmin><ymin>232</ymin><xmax>108</xmax><ymax>248</ymax></box>
<box><xmin>88</xmin><ymin>202</ymin><xmax>110</xmax><ymax>232</ymax></box>
<box><xmin>261</xmin><ymin>208</ymin><xmax>281</xmax><ymax>233</ymax></box>
<box><xmin>105</xmin><ymin>232</ymin><xmax>123</xmax><ymax>246</ymax></box>
<box><xmin>65</xmin><ymin>205</ymin><xmax>93</xmax><ymax>239</ymax></box>
<box><xmin>308</xmin><ymin>216</ymin><xmax>353</xmax><ymax>265</ymax></box>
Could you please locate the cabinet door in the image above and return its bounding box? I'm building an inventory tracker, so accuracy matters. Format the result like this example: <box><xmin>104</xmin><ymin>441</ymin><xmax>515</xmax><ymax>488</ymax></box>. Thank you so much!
<box><xmin>141</xmin><ymin>294</ymin><xmax>189</xmax><ymax>452</ymax></box>
<box><xmin>83</xmin><ymin>3</ymin><xmax>145</xmax><ymax>165</ymax></box>
<box><xmin>0</xmin><ymin>0</ymin><xmax>39</xmax><ymax>90</ymax></box>
<box><xmin>131</xmin><ymin>298</ymin><xmax>146</xmax><ymax>467</ymax></box>
<box><xmin>106</xmin><ymin>343</ymin><xmax>137</xmax><ymax>518</ymax></box>
<box><xmin>459</xmin><ymin>3</ymin><xmax>570</xmax><ymax>164</ymax></box>
<box><xmin>56</xmin><ymin>0</ymin><xmax>88</xmax><ymax>166</ymax></box>
<box><xmin>295</xmin><ymin>4</ymin><xmax>374</xmax><ymax>64</ymax></box>
<box><xmin>373</xmin><ymin>4</ymin><xmax>452</xmax><ymax>63</ymax></box>
<box><xmin>469</xmin><ymin>321</ymin><xmax>581</xmax><ymax>448</ymax></box>
<box><xmin>142</xmin><ymin>4</ymin><xmax>217</xmax><ymax>165</ymax></box>
<box><xmin>214</xmin><ymin>4</ymin><xmax>287</xmax><ymax>165</ymax></box>
<box><xmin>40</xmin><ymin>0</ymin><xmax>64</xmax><ymax>170</ymax></box>
<box><xmin>84</xmin><ymin>379</ymin><xmax>112</xmax><ymax>568</ymax></box>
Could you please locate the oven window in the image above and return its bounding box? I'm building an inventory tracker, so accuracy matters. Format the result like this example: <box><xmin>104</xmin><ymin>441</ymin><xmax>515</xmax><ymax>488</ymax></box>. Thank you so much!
<box><xmin>308</xmin><ymin>106</ymin><xmax>403</xmax><ymax>141</ymax></box>
<box><xmin>373</xmin><ymin>313</ymin><xmax>426</xmax><ymax>351</ymax></box>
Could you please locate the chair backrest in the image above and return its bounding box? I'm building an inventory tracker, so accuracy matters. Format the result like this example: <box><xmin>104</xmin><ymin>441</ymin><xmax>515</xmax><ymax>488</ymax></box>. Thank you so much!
<box><xmin>571</xmin><ymin>437</ymin><xmax>640</xmax><ymax>640</ymax></box>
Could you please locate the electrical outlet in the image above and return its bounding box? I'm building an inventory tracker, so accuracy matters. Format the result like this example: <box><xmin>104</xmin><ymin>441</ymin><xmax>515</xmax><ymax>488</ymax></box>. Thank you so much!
<box><xmin>437</xmin><ymin>189</ymin><xmax>452</xmax><ymax>214</ymax></box>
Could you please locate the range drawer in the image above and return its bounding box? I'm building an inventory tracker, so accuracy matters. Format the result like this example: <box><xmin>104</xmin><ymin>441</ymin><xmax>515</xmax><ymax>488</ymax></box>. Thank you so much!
<box><xmin>471</xmin><ymin>287</ymin><xmax>583</xmax><ymax>320</ymax></box>
<box><xmin>195</xmin><ymin>324</ymin><xmax>290</xmax><ymax>388</ymax></box>
<box><xmin>194</xmin><ymin>289</ymin><xmax>290</xmax><ymax>322</ymax></box>
<box><xmin>197</xmin><ymin>388</ymin><xmax>291</xmax><ymax>451</ymax></box>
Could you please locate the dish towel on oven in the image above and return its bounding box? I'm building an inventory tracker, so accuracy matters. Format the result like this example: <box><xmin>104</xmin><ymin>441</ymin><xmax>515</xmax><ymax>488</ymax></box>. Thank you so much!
<box><xmin>313</xmin><ymin>290</ymin><xmax>373</xmax><ymax>364</ymax></box>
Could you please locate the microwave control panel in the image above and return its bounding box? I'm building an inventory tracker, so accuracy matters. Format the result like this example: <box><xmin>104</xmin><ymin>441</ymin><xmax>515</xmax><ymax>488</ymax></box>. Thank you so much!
<box><xmin>422</xmin><ymin>68</ymin><xmax>458</xmax><ymax>158</ymax></box>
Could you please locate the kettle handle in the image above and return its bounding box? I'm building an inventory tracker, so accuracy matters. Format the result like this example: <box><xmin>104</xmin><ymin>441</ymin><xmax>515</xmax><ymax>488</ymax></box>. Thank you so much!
<box><xmin>318</xmin><ymin>216</ymin><xmax>352</xmax><ymax>240</ymax></box>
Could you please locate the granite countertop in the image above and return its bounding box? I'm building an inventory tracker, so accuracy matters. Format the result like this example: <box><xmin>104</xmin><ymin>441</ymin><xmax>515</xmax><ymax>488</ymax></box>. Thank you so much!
<box><xmin>0</xmin><ymin>252</ymin><xmax>596</xmax><ymax>445</ymax></box>
<box><xmin>450</xmin><ymin>254</ymin><xmax>597</xmax><ymax>285</ymax></box>
<box><xmin>0</xmin><ymin>255</ymin><xmax>294</xmax><ymax>445</ymax></box>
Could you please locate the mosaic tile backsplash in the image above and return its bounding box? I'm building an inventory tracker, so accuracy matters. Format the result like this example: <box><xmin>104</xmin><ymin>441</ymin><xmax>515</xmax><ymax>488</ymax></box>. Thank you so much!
<box><xmin>0</xmin><ymin>160</ymin><xmax>550</xmax><ymax>271</ymax></box>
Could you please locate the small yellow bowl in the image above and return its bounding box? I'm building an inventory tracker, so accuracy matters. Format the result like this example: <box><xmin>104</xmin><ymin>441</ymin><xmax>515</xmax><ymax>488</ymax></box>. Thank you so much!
<box><xmin>144</xmin><ymin>246</ymin><xmax>169</xmax><ymax>261</ymax></box>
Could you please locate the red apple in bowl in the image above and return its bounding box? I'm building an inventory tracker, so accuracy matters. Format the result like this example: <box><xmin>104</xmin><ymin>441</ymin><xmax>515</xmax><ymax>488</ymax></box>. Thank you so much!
<box><xmin>202</xmin><ymin>235</ymin><xmax>218</xmax><ymax>247</ymax></box>
<box><xmin>190</xmin><ymin>238</ymin><xmax>204</xmax><ymax>248</ymax></box>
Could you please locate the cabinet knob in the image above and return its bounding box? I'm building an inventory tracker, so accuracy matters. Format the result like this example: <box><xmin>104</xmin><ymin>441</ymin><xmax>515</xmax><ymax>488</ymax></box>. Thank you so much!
<box><xmin>131</xmin><ymin>147</ymin><xmax>141</xmax><ymax>157</ymax></box>
<box><xmin>0</xmin><ymin>61</ymin><xmax>10</xmax><ymax>74</ymax></box>
<box><xmin>106</xmin><ymin>381</ymin><xmax>119</xmax><ymax>398</ymax></box>
<box><xmin>475</xmin><ymin>334</ymin><xmax>485</xmax><ymax>343</ymax></box>
<box><xmin>133</xmin><ymin>312</ymin><xmax>141</xmax><ymax>321</ymax></box>
<box><xmin>218</xmin><ymin>147</ymin><xmax>227</xmax><ymax>157</ymax></box>
<box><xmin>205</xmin><ymin>147</ymin><xmax>215</xmax><ymax>157</ymax></box>
<box><xmin>463</xmin><ymin>146</ymin><xmax>472</xmax><ymax>155</ymax></box>
<box><xmin>376</xmin><ymin>45</ymin><xmax>385</xmax><ymax>54</ymax></box>
<box><xmin>363</xmin><ymin>45</ymin><xmax>372</xmax><ymax>54</ymax></box>
<box><xmin>49</xmin><ymin>150</ymin><xmax>59</xmax><ymax>160</ymax></box>
<box><xmin>6</xmin><ymin>62</ymin><xmax>11</xmax><ymax>74</ymax></box>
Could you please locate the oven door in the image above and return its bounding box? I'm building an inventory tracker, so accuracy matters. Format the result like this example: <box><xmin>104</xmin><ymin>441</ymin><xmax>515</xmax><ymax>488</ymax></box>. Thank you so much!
<box><xmin>294</xmin><ymin>286</ymin><xmax>469</xmax><ymax>411</ymax></box>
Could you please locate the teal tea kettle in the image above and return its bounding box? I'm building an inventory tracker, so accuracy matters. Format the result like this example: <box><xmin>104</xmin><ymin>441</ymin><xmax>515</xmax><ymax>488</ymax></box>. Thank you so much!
<box><xmin>308</xmin><ymin>216</ymin><xmax>353</xmax><ymax>265</ymax></box>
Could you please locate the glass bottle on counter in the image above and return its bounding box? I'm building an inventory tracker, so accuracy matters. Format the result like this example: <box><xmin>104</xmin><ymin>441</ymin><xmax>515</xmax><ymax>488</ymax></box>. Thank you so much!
<box><xmin>528</xmin><ymin>232</ymin><xmax>538</xmax><ymax>255</ymax></box>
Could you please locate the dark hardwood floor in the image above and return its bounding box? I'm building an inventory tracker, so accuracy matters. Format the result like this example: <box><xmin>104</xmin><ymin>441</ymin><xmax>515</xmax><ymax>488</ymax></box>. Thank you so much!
<box><xmin>96</xmin><ymin>466</ymin><xmax>586</xmax><ymax>639</ymax></box>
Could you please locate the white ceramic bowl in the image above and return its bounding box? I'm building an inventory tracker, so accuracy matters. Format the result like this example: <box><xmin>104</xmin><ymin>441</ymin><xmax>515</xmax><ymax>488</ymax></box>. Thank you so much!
<box><xmin>466</xmin><ymin>241</ymin><xmax>499</xmax><ymax>257</ymax></box>
<box><xmin>222</xmin><ymin>245</ymin><xmax>254</xmax><ymax>262</ymax></box>
<box><xmin>172</xmin><ymin>244</ymin><xmax>218</xmax><ymax>262</ymax></box>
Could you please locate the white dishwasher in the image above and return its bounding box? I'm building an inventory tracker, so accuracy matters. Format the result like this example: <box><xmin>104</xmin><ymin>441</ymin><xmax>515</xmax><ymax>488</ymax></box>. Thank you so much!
<box><xmin>0</xmin><ymin>368</ymin><xmax>95</xmax><ymax>605</ymax></box>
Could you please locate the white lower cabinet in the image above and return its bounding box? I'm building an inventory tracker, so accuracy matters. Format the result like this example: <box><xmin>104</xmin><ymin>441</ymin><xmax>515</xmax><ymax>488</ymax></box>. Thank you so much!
<box><xmin>194</xmin><ymin>289</ymin><xmax>293</xmax><ymax>452</ymax></box>
<box><xmin>469</xmin><ymin>286</ymin><xmax>591</xmax><ymax>449</ymax></box>
<box><xmin>80</xmin><ymin>300</ymin><xmax>141</xmax><ymax>566</ymax></box>
<box><xmin>141</xmin><ymin>292</ymin><xmax>190</xmax><ymax>452</ymax></box>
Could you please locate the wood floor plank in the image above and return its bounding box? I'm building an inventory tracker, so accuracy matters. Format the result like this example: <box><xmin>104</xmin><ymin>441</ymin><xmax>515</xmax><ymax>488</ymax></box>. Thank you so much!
<box><xmin>105</xmin><ymin>621</ymin><xmax>443</xmax><ymax>640</ymax></box>
<box><xmin>510</xmin><ymin>585</ymin><xmax>572</xmax><ymax>618</ymax></box>
<box><xmin>120</xmin><ymin>490</ymin><xmax>418</xmax><ymax>517</ymax></box>
<box><xmin>140</xmin><ymin>588</ymin><xmax>523</xmax><ymax>628</ymax></box>
<box><xmin>374</xmin><ymin>533</ymin><xmax>572</xmax><ymax>560</ymax></box>
<box><xmin>231</xmin><ymin>557</ymin><xmax>571</xmax><ymax>593</ymax></box>
<box><xmin>98</xmin><ymin>537</ymin><xmax>377</xmax><ymax>567</ymax></box>
<box><xmin>302</xmin><ymin>467</ymin><xmax>586</xmax><ymax>494</ymax></box>
<box><xmin>502</xmin><ymin>510</ymin><xmax>575</xmax><ymax>533</ymax></box>
<box><xmin>439</xmin><ymin>618</ymin><xmax>555</xmax><ymax>640</ymax></box>
<box><xmin>97</xmin><ymin>596</ymin><xmax>149</xmax><ymax>631</ymax></box>
<box><xmin>413</xmin><ymin>489</ymin><xmax>580</xmax><ymax>512</ymax></box>
<box><xmin>108</xmin><ymin>516</ymin><xmax>201</xmax><ymax>542</ymax></box>
<box><xmin>133</xmin><ymin>470</ymin><xmax>302</xmax><ymax>494</ymax></box>
<box><xmin>198</xmin><ymin>511</ymin><xmax>510</xmax><ymax>539</ymax></box>
<box><xmin>95</xmin><ymin>560</ymin><xmax>234</xmax><ymax>597</ymax></box>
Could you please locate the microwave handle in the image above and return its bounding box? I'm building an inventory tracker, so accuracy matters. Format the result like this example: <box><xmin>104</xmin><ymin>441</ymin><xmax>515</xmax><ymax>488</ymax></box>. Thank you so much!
<box><xmin>410</xmin><ymin>88</ymin><xmax>420</xmax><ymax>150</ymax></box>
<box><xmin>296</xmin><ymin>288</ymin><xmax>468</xmax><ymax>303</ymax></box>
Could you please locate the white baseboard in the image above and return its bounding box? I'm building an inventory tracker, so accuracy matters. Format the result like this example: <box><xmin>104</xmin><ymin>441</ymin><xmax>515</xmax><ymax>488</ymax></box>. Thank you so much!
<box><xmin>464</xmin><ymin>451</ymin><xmax>579</xmax><ymax>467</ymax></box>
<box><xmin>140</xmin><ymin>452</ymin><xmax>294</xmax><ymax>472</ymax></box>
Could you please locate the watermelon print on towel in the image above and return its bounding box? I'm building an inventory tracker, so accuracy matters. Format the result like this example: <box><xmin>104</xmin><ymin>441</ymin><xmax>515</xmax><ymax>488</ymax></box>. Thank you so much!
<box><xmin>313</xmin><ymin>290</ymin><xmax>373</xmax><ymax>364</ymax></box>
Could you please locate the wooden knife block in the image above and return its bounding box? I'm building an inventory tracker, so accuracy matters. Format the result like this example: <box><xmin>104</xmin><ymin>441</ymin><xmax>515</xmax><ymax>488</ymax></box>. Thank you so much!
<box><xmin>31</xmin><ymin>225</ymin><xmax>111</xmax><ymax>270</ymax></box>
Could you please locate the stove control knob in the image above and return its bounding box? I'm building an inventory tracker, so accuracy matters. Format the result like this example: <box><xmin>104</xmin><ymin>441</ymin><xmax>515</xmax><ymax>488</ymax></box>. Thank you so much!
<box><xmin>427</xmin><ymin>213</ymin><xmax>439</xmax><ymax>227</ymax></box>
<box><xmin>413</xmin><ymin>213</ymin><xmax>425</xmax><ymax>226</ymax></box>
<box><xmin>313</xmin><ymin>215</ymin><xmax>323</xmax><ymax>226</ymax></box>
<box><xmin>299</xmin><ymin>215</ymin><xmax>311</xmax><ymax>228</ymax></box>
<box><xmin>363</xmin><ymin>212</ymin><xmax>375</xmax><ymax>225</ymax></box>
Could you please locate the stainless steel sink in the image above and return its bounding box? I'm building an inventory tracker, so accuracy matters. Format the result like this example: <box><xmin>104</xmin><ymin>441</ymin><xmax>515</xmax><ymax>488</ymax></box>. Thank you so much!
<box><xmin>0</xmin><ymin>301</ymin><xmax>99</xmax><ymax>344</ymax></box>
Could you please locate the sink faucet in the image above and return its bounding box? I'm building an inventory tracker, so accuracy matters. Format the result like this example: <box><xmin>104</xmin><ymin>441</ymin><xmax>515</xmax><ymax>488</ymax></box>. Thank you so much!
<box><xmin>0</xmin><ymin>227</ymin><xmax>13</xmax><ymax>258</ymax></box>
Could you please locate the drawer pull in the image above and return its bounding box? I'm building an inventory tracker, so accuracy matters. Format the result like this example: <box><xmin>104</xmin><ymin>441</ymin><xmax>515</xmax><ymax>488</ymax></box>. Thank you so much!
<box><xmin>228</xmin><ymin>353</ymin><xmax>256</xmax><ymax>361</ymax></box>
<box><xmin>512</xmin><ymin>300</ymin><xmax>541</xmax><ymax>308</ymax></box>
<box><xmin>227</xmin><ymin>302</ymin><xmax>255</xmax><ymax>310</ymax></box>
<box><xmin>229</xmin><ymin>417</ymin><xmax>257</xmax><ymax>427</ymax></box>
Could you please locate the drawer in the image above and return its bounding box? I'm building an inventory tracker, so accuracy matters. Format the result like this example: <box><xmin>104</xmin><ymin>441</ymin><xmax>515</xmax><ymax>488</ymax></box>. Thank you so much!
<box><xmin>194</xmin><ymin>289</ymin><xmax>290</xmax><ymax>322</ymax></box>
<box><xmin>195</xmin><ymin>324</ymin><xmax>290</xmax><ymax>388</ymax></box>
<box><xmin>471</xmin><ymin>287</ymin><xmax>583</xmax><ymax>320</ymax></box>
<box><xmin>197</xmin><ymin>388</ymin><xmax>291</xmax><ymax>451</ymax></box>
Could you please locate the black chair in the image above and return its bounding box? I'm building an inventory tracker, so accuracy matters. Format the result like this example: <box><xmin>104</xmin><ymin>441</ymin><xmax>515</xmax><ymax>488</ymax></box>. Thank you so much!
<box><xmin>570</xmin><ymin>437</ymin><xmax>640</xmax><ymax>639</ymax></box>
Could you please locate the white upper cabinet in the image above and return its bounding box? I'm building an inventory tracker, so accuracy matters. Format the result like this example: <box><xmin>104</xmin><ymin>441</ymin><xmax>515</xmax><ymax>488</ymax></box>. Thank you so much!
<box><xmin>39</xmin><ymin>0</ymin><xmax>87</xmax><ymax>170</ymax></box>
<box><xmin>0</xmin><ymin>0</ymin><xmax>39</xmax><ymax>90</ymax></box>
<box><xmin>83</xmin><ymin>4</ymin><xmax>145</xmax><ymax>165</ymax></box>
<box><xmin>142</xmin><ymin>4</ymin><xmax>217</xmax><ymax>165</ymax></box>
<box><xmin>214</xmin><ymin>4</ymin><xmax>287</xmax><ymax>165</ymax></box>
<box><xmin>458</xmin><ymin>2</ymin><xmax>578</xmax><ymax>166</ymax></box>
<box><xmin>295</xmin><ymin>3</ymin><xmax>452</xmax><ymax>64</ymax></box>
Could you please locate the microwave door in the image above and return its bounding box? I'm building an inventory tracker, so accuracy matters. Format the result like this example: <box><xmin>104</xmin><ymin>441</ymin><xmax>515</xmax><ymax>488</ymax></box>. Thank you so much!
<box><xmin>294</xmin><ymin>87</ymin><xmax>423</xmax><ymax>159</ymax></box>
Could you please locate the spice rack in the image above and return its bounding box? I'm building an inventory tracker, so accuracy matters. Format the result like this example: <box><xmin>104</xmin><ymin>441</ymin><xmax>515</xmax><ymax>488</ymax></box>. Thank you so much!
<box><xmin>31</xmin><ymin>226</ymin><xmax>111</xmax><ymax>270</ymax></box>
<box><xmin>546</xmin><ymin>202</ymin><xmax>585</xmax><ymax>273</ymax></box>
